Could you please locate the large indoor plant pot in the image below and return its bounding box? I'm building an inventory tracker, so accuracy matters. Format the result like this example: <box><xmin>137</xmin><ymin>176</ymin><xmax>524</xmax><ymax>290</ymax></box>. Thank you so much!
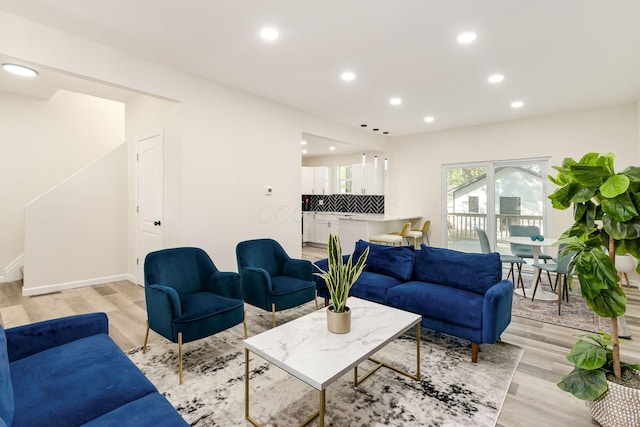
<box><xmin>314</xmin><ymin>234</ymin><xmax>368</xmax><ymax>334</ymax></box>
<box><xmin>587</xmin><ymin>370</ymin><xmax>640</xmax><ymax>427</ymax></box>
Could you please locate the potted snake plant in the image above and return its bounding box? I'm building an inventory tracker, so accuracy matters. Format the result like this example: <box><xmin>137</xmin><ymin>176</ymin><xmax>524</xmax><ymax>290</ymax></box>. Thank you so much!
<box><xmin>314</xmin><ymin>234</ymin><xmax>369</xmax><ymax>333</ymax></box>
<box><xmin>549</xmin><ymin>152</ymin><xmax>640</xmax><ymax>426</ymax></box>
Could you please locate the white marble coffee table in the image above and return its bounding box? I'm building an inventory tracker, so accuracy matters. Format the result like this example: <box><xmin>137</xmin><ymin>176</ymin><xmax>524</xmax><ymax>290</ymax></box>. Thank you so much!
<box><xmin>243</xmin><ymin>297</ymin><xmax>422</xmax><ymax>427</ymax></box>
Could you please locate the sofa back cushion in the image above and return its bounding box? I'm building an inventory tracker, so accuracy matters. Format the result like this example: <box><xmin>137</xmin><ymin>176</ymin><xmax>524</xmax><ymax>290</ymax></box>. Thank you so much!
<box><xmin>352</xmin><ymin>240</ymin><xmax>415</xmax><ymax>281</ymax></box>
<box><xmin>0</xmin><ymin>324</ymin><xmax>15</xmax><ymax>426</ymax></box>
<box><xmin>412</xmin><ymin>245</ymin><xmax>501</xmax><ymax>294</ymax></box>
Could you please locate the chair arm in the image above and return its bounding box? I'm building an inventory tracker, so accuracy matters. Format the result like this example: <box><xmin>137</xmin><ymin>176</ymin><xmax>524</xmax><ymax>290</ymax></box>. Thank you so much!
<box><xmin>208</xmin><ymin>271</ymin><xmax>243</xmax><ymax>300</ymax></box>
<box><xmin>283</xmin><ymin>258</ymin><xmax>313</xmax><ymax>281</ymax></box>
<box><xmin>481</xmin><ymin>280</ymin><xmax>514</xmax><ymax>344</ymax></box>
<box><xmin>5</xmin><ymin>312</ymin><xmax>108</xmax><ymax>363</ymax></box>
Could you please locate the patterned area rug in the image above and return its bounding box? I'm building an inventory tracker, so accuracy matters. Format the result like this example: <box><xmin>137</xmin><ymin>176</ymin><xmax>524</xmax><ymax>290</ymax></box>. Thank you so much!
<box><xmin>128</xmin><ymin>302</ymin><xmax>523</xmax><ymax>426</ymax></box>
<box><xmin>511</xmin><ymin>270</ymin><xmax>631</xmax><ymax>338</ymax></box>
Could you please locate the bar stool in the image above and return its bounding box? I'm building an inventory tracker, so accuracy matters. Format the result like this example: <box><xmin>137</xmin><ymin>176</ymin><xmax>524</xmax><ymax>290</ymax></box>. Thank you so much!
<box><xmin>370</xmin><ymin>222</ymin><xmax>411</xmax><ymax>246</ymax></box>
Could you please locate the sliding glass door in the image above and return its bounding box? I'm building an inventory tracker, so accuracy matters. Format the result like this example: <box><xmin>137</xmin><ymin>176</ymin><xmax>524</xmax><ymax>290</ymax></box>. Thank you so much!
<box><xmin>443</xmin><ymin>158</ymin><xmax>550</xmax><ymax>254</ymax></box>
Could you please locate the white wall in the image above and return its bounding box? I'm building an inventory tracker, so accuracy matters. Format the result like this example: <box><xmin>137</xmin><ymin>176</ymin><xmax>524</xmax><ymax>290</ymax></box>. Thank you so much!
<box><xmin>0</xmin><ymin>89</ymin><xmax>124</xmax><ymax>282</ymax></box>
<box><xmin>0</xmin><ymin>10</ymin><xmax>388</xmax><ymax>279</ymax></box>
<box><xmin>388</xmin><ymin>103</ymin><xmax>639</xmax><ymax>246</ymax></box>
<box><xmin>23</xmin><ymin>143</ymin><xmax>128</xmax><ymax>294</ymax></box>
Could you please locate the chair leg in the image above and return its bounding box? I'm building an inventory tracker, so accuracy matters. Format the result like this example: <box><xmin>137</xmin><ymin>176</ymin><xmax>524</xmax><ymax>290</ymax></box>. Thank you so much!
<box><xmin>517</xmin><ymin>263</ymin><xmax>524</xmax><ymax>290</ymax></box>
<box><xmin>624</xmin><ymin>273</ymin><xmax>632</xmax><ymax>287</ymax></box>
<box><xmin>507</xmin><ymin>263</ymin><xmax>515</xmax><ymax>282</ymax></box>
<box><xmin>178</xmin><ymin>332</ymin><xmax>183</xmax><ymax>385</ymax></box>
<box><xmin>243</xmin><ymin>311</ymin><xmax>248</xmax><ymax>339</ymax></box>
<box><xmin>142</xmin><ymin>321</ymin><xmax>150</xmax><ymax>354</ymax></box>
<box><xmin>315</xmin><ymin>291</ymin><xmax>319</xmax><ymax>310</ymax></box>
<box><xmin>271</xmin><ymin>303</ymin><xmax>276</xmax><ymax>328</ymax></box>
<box><xmin>471</xmin><ymin>342</ymin><xmax>479</xmax><ymax>363</ymax></box>
<box><xmin>425</xmin><ymin>233</ymin><xmax>430</xmax><ymax>246</ymax></box>
<box><xmin>324</xmin><ymin>297</ymin><xmax>329</xmax><ymax>307</ymax></box>
<box><xmin>531</xmin><ymin>271</ymin><xmax>542</xmax><ymax>301</ymax></box>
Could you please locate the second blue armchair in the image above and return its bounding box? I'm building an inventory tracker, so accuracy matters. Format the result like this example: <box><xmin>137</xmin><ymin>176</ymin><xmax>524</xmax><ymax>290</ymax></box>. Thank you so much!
<box><xmin>236</xmin><ymin>238</ymin><xmax>317</xmax><ymax>327</ymax></box>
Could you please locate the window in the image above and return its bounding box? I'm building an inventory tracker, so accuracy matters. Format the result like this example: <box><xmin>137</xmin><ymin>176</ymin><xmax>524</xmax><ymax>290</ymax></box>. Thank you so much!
<box><xmin>443</xmin><ymin>158</ymin><xmax>549</xmax><ymax>253</ymax></box>
<box><xmin>338</xmin><ymin>165</ymin><xmax>352</xmax><ymax>194</ymax></box>
<box><xmin>468</xmin><ymin>196</ymin><xmax>479</xmax><ymax>213</ymax></box>
<box><xmin>500</xmin><ymin>197</ymin><xmax>521</xmax><ymax>215</ymax></box>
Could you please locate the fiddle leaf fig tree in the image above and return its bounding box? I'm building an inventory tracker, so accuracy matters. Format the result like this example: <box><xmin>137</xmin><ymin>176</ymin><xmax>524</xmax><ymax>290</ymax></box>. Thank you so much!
<box><xmin>549</xmin><ymin>152</ymin><xmax>640</xmax><ymax>399</ymax></box>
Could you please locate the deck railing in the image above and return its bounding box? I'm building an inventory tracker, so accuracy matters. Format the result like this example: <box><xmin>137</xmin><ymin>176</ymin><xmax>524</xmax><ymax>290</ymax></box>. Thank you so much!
<box><xmin>447</xmin><ymin>213</ymin><xmax>544</xmax><ymax>241</ymax></box>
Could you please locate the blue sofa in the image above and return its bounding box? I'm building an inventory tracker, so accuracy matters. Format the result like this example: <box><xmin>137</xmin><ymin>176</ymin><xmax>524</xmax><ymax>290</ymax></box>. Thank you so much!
<box><xmin>0</xmin><ymin>313</ymin><xmax>188</xmax><ymax>427</ymax></box>
<box><xmin>313</xmin><ymin>240</ymin><xmax>513</xmax><ymax>362</ymax></box>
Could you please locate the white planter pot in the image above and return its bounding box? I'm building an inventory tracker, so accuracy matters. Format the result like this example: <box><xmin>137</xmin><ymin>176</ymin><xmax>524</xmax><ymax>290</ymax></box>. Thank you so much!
<box><xmin>587</xmin><ymin>373</ymin><xmax>640</xmax><ymax>427</ymax></box>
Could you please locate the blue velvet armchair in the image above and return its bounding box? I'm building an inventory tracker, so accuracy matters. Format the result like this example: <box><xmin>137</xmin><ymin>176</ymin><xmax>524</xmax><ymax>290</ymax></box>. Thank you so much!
<box><xmin>143</xmin><ymin>247</ymin><xmax>245</xmax><ymax>384</ymax></box>
<box><xmin>236</xmin><ymin>238</ymin><xmax>317</xmax><ymax>327</ymax></box>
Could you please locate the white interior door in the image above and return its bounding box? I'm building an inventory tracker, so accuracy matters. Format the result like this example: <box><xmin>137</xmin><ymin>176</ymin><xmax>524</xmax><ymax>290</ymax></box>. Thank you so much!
<box><xmin>136</xmin><ymin>131</ymin><xmax>163</xmax><ymax>284</ymax></box>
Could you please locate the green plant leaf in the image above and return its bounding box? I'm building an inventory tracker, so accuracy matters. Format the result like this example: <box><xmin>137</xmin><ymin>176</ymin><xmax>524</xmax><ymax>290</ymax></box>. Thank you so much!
<box><xmin>597</xmin><ymin>153</ymin><xmax>616</xmax><ymax>175</ymax></box>
<box><xmin>603</xmin><ymin>216</ymin><xmax>640</xmax><ymax>240</ymax></box>
<box><xmin>600</xmin><ymin>192</ymin><xmax>639</xmax><ymax>222</ymax></box>
<box><xmin>557</xmin><ymin>368</ymin><xmax>608</xmax><ymax>401</ymax></box>
<box><xmin>549</xmin><ymin>183</ymin><xmax>578</xmax><ymax>210</ymax></box>
<box><xmin>566</xmin><ymin>340</ymin><xmax>608</xmax><ymax>369</ymax></box>
<box><xmin>579</xmin><ymin>153</ymin><xmax>600</xmax><ymax>166</ymax></box>
<box><xmin>570</xmin><ymin>186</ymin><xmax>596</xmax><ymax>203</ymax></box>
<box><xmin>568</xmin><ymin>164</ymin><xmax>608</xmax><ymax>186</ymax></box>
<box><xmin>600</xmin><ymin>174</ymin><xmax>630</xmax><ymax>198</ymax></box>
<box><xmin>585</xmin><ymin>287</ymin><xmax>627</xmax><ymax>317</ymax></box>
<box><xmin>622</xmin><ymin>166</ymin><xmax>640</xmax><ymax>183</ymax></box>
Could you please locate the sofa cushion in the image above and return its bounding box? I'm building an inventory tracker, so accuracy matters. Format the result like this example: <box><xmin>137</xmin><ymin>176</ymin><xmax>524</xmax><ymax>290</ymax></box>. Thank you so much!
<box><xmin>350</xmin><ymin>271</ymin><xmax>403</xmax><ymax>304</ymax></box>
<box><xmin>0</xmin><ymin>325</ymin><xmax>14</xmax><ymax>427</ymax></box>
<box><xmin>412</xmin><ymin>245</ymin><xmax>501</xmax><ymax>294</ymax></box>
<box><xmin>385</xmin><ymin>281</ymin><xmax>484</xmax><ymax>329</ymax></box>
<box><xmin>10</xmin><ymin>333</ymin><xmax>157</xmax><ymax>427</ymax></box>
<box><xmin>81</xmin><ymin>393</ymin><xmax>188</xmax><ymax>427</ymax></box>
<box><xmin>353</xmin><ymin>240</ymin><xmax>415</xmax><ymax>281</ymax></box>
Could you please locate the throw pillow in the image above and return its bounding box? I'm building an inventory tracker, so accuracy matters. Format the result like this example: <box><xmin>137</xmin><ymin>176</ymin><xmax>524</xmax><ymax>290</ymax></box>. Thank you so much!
<box><xmin>352</xmin><ymin>240</ymin><xmax>415</xmax><ymax>281</ymax></box>
<box><xmin>413</xmin><ymin>244</ymin><xmax>501</xmax><ymax>294</ymax></box>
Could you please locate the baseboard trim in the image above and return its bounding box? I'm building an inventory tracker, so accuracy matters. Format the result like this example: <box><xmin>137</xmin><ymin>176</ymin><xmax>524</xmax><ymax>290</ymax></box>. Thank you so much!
<box><xmin>2</xmin><ymin>254</ymin><xmax>24</xmax><ymax>283</ymax></box>
<box><xmin>22</xmin><ymin>274</ymin><xmax>131</xmax><ymax>296</ymax></box>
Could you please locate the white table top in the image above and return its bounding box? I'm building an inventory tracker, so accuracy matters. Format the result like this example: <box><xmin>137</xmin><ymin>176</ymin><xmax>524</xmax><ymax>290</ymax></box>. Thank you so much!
<box><xmin>503</xmin><ymin>236</ymin><xmax>558</xmax><ymax>247</ymax></box>
<box><xmin>243</xmin><ymin>297</ymin><xmax>421</xmax><ymax>390</ymax></box>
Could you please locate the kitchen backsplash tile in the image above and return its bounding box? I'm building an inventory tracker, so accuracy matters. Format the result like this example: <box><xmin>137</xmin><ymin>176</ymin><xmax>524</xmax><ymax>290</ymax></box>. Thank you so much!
<box><xmin>302</xmin><ymin>194</ymin><xmax>384</xmax><ymax>214</ymax></box>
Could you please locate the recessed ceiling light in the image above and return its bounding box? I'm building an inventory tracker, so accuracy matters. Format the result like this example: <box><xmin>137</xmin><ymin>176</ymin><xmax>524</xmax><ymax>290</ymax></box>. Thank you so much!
<box><xmin>2</xmin><ymin>63</ymin><xmax>38</xmax><ymax>77</ymax></box>
<box><xmin>329</xmin><ymin>146</ymin><xmax>336</xmax><ymax>151</ymax></box>
<box><xmin>260</xmin><ymin>27</ymin><xmax>279</xmax><ymax>41</ymax></box>
<box><xmin>390</xmin><ymin>97</ymin><xmax>402</xmax><ymax>106</ymax></box>
<box><xmin>488</xmin><ymin>74</ymin><xmax>504</xmax><ymax>84</ymax></box>
<box><xmin>300</xmin><ymin>140</ymin><xmax>307</xmax><ymax>145</ymax></box>
<box><xmin>424</xmin><ymin>116</ymin><xmax>435</xmax><ymax>123</ymax></box>
<box><xmin>302</xmin><ymin>149</ymin><xmax>308</xmax><ymax>154</ymax></box>
<box><xmin>457</xmin><ymin>32</ymin><xmax>477</xmax><ymax>44</ymax></box>
<box><xmin>511</xmin><ymin>100</ymin><xmax>524</xmax><ymax>109</ymax></box>
<box><xmin>341</xmin><ymin>71</ymin><xmax>356</xmax><ymax>81</ymax></box>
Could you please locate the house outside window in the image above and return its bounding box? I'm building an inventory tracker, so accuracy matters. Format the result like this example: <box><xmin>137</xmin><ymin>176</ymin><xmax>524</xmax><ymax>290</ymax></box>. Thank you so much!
<box><xmin>468</xmin><ymin>196</ymin><xmax>479</xmax><ymax>213</ymax></box>
<box><xmin>338</xmin><ymin>165</ymin><xmax>352</xmax><ymax>194</ymax></box>
<box><xmin>499</xmin><ymin>196</ymin><xmax>521</xmax><ymax>215</ymax></box>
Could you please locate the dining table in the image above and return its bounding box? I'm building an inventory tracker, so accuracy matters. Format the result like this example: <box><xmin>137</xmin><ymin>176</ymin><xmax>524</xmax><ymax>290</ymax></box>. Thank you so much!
<box><xmin>502</xmin><ymin>236</ymin><xmax>558</xmax><ymax>301</ymax></box>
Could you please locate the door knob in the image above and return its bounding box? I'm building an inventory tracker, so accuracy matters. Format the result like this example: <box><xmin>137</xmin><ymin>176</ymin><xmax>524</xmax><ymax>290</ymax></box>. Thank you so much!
<box><xmin>154</xmin><ymin>221</ymin><xmax>161</xmax><ymax>226</ymax></box>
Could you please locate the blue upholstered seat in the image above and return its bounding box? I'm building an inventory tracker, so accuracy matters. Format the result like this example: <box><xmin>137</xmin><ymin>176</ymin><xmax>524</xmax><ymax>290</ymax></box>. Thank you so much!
<box><xmin>143</xmin><ymin>247</ymin><xmax>245</xmax><ymax>384</ymax></box>
<box><xmin>236</xmin><ymin>238</ymin><xmax>317</xmax><ymax>327</ymax></box>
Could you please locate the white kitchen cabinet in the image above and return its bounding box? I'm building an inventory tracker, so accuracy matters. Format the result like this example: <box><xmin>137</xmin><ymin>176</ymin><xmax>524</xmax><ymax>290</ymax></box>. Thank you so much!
<box><xmin>302</xmin><ymin>212</ymin><xmax>316</xmax><ymax>243</ymax></box>
<box><xmin>301</xmin><ymin>167</ymin><xmax>314</xmax><ymax>194</ymax></box>
<box><xmin>314</xmin><ymin>214</ymin><xmax>339</xmax><ymax>244</ymax></box>
<box><xmin>351</xmin><ymin>163</ymin><xmax>384</xmax><ymax>195</ymax></box>
<box><xmin>301</xmin><ymin>166</ymin><xmax>330</xmax><ymax>194</ymax></box>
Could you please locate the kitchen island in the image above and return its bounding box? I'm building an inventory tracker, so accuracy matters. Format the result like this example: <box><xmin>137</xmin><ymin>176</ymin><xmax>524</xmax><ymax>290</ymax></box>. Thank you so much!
<box><xmin>303</xmin><ymin>212</ymin><xmax>422</xmax><ymax>254</ymax></box>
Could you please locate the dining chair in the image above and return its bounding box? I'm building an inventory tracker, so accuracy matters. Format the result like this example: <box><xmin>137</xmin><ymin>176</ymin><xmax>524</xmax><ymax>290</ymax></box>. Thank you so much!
<box><xmin>476</xmin><ymin>228</ymin><xmax>527</xmax><ymax>292</ymax></box>
<box><xmin>531</xmin><ymin>244</ymin><xmax>575</xmax><ymax>314</ymax></box>
<box><xmin>143</xmin><ymin>247</ymin><xmax>246</xmax><ymax>384</ymax></box>
<box><xmin>508</xmin><ymin>224</ymin><xmax>553</xmax><ymax>283</ymax></box>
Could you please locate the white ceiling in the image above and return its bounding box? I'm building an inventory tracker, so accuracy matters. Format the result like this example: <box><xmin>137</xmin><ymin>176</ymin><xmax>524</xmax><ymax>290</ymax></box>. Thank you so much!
<box><xmin>1</xmin><ymin>0</ymin><xmax>640</xmax><ymax>136</ymax></box>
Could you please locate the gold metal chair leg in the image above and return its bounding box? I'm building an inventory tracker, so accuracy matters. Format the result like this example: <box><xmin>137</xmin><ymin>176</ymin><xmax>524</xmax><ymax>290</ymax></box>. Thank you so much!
<box><xmin>271</xmin><ymin>303</ymin><xmax>276</xmax><ymax>328</ymax></box>
<box><xmin>142</xmin><ymin>321</ymin><xmax>150</xmax><ymax>353</ymax></box>
<box><xmin>243</xmin><ymin>311</ymin><xmax>248</xmax><ymax>339</ymax></box>
<box><xmin>178</xmin><ymin>332</ymin><xmax>183</xmax><ymax>385</ymax></box>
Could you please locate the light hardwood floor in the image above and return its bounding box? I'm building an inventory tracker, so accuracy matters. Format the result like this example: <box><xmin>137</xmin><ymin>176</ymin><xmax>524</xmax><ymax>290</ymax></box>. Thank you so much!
<box><xmin>2</xmin><ymin>246</ymin><xmax>639</xmax><ymax>426</ymax></box>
